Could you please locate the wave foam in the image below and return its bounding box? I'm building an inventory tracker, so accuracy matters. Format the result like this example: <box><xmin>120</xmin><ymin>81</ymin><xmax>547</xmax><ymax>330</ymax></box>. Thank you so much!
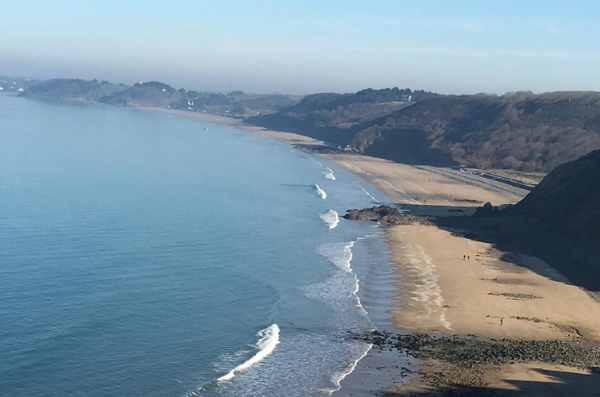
<box><xmin>217</xmin><ymin>324</ymin><xmax>280</xmax><ymax>383</ymax></box>
<box><xmin>316</xmin><ymin>242</ymin><xmax>354</xmax><ymax>272</ymax></box>
<box><xmin>353</xmin><ymin>182</ymin><xmax>379</xmax><ymax>204</ymax></box>
<box><xmin>328</xmin><ymin>343</ymin><xmax>373</xmax><ymax>395</ymax></box>
<box><xmin>307</xmin><ymin>157</ymin><xmax>324</xmax><ymax>168</ymax></box>
<box><xmin>314</xmin><ymin>184</ymin><xmax>327</xmax><ymax>199</ymax></box>
<box><xmin>324</xmin><ymin>167</ymin><xmax>336</xmax><ymax>181</ymax></box>
<box><xmin>320</xmin><ymin>210</ymin><xmax>340</xmax><ymax>229</ymax></box>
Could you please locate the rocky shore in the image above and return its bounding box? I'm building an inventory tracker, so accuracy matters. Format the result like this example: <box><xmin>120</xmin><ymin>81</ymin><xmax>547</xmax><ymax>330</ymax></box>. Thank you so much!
<box><xmin>350</xmin><ymin>330</ymin><xmax>600</xmax><ymax>394</ymax></box>
<box><xmin>360</xmin><ymin>331</ymin><xmax>600</xmax><ymax>369</ymax></box>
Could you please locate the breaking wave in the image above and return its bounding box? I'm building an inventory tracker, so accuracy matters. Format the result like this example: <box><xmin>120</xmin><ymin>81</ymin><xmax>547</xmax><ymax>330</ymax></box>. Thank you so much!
<box><xmin>217</xmin><ymin>324</ymin><xmax>280</xmax><ymax>382</ymax></box>
<box><xmin>320</xmin><ymin>210</ymin><xmax>340</xmax><ymax>229</ymax></box>
<box><xmin>328</xmin><ymin>343</ymin><xmax>373</xmax><ymax>395</ymax></box>
<box><xmin>314</xmin><ymin>184</ymin><xmax>327</xmax><ymax>199</ymax></box>
<box><xmin>316</xmin><ymin>242</ymin><xmax>354</xmax><ymax>272</ymax></box>
<box><xmin>324</xmin><ymin>167</ymin><xmax>336</xmax><ymax>181</ymax></box>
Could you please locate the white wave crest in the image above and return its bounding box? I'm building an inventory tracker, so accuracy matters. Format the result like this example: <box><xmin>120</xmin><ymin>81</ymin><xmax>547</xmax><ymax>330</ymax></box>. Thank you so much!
<box><xmin>353</xmin><ymin>182</ymin><xmax>379</xmax><ymax>203</ymax></box>
<box><xmin>328</xmin><ymin>343</ymin><xmax>373</xmax><ymax>395</ymax></box>
<box><xmin>316</xmin><ymin>242</ymin><xmax>354</xmax><ymax>272</ymax></box>
<box><xmin>320</xmin><ymin>210</ymin><xmax>340</xmax><ymax>229</ymax></box>
<box><xmin>309</xmin><ymin>157</ymin><xmax>323</xmax><ymax>167</ymax></box>
<box><xmin>217</xmin><ymin>324</ymin><xmax>280</xmax><ymax>383</ymax></box>
<box><xmin>314</xmin><ymin>184</ymin><xmax>327</xmax><ymax>199</ymax></box>
<box><xmin>324</xmin><ymin>167</ymin><xmax>336</xmax><ymax>181</ymax></box>
<box><xmin>315</xmin><ymin>241</ymin><xmax>369</xmax><ymax>316</ymax></box>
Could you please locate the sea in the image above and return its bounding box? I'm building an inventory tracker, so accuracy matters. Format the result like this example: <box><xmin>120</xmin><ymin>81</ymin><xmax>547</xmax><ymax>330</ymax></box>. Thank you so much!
<box><xmin>0</xmin><ymin>95</ymin><xmax>395</xmax><ymax>397</ymax></box>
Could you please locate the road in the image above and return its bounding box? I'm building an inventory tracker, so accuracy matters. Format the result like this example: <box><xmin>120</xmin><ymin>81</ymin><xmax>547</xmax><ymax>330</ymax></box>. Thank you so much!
<box><xmin>415</xmin><ymin>165</ymin><xmax>532</xmax><ymax>199</ymax></box>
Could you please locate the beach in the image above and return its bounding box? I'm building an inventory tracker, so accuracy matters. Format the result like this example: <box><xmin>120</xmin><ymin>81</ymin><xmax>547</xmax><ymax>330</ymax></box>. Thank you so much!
<box><xmin>141</xmin><ymin>107</ymin><xmax>600</xmax><ymax>395</ymax></box>
<box><xmin>324</xmin><ymin>153</ymin><xmax>600</xmax><ymax>395</ymax></box>
<box><xmin>324</xmin><ymin>152</ymin><xmax>600</xmax><ymax>395</ymax></box>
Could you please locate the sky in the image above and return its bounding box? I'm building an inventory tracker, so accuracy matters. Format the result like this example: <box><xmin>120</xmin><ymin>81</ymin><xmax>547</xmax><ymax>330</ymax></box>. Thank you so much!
<box><xmin>1</xmin><ymin>0</ymin><xmax>600</xmax><ymax>95</ymax></box>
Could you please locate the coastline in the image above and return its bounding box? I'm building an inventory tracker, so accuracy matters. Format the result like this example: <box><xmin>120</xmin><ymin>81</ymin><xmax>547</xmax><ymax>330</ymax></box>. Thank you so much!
<box><xmin>322</xmin><ymin>154</ymin><xmax>600</xmax><ymax>395</ymax></box>
<box><xmin>133</xmin><ymin>106</ymin><xmax>600</xmax><ymax>395</ymax></box>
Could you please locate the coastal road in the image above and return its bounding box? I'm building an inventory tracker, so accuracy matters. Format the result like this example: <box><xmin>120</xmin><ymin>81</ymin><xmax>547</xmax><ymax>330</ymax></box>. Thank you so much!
<box><xmin>415</xmin><ymin>165</ymin><xmax>531</xmax><ymax>199</ymax></box>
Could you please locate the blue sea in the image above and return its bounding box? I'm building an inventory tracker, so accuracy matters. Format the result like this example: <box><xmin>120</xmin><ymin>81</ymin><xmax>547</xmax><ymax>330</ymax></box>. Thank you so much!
<box><xmin>0</xmin><ymin>95</ymin><xmax>393</xmax><ymax>397</ymax></box>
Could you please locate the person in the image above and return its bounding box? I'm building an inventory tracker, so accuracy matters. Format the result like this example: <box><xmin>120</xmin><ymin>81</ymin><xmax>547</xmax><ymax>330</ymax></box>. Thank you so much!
<box><xmin>463</xmin><ymin>255</ymin><xmax>466</xmax><ymax>260</ymax></box>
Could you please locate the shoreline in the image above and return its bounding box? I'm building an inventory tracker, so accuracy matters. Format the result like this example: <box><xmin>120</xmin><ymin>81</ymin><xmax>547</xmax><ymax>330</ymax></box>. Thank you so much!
<box><xmin>130</xmin><ymin>106</ymin><xmax>600</xmax><ymax>395</ymax></box>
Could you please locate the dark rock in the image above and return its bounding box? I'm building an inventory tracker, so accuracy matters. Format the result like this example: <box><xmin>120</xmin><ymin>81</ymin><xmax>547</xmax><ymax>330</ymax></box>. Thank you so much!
<box><xmin>344</xmin><ymin>205</ymin><xmax>430</xmax><ymax>225</ymax></box>
<box><xmin>353</xmin><ymin>330</ymin><xmax>600</xmax><ymax>369</ymax></box>
<box><xmin>512</xmin><ymin>149</ymin><xmax>600</xmax><ymax>244</ymax></box>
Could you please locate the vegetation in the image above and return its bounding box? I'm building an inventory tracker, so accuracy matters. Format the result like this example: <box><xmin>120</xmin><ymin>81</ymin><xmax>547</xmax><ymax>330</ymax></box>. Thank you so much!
<box><xmin>359</xmin><ymin>92</ymin><xmax>600</xmax><ymax>172</ymax></box>
<box><xmin>488</xmin><ymin>169</ymin><xmax>546</xmax><ymax>185</ymax></box>
<box><xmin>251</xmin><ymin>91</ymin><xmax>600</xmax><ymax>172</ymax></box>
<box><xmin>22</xmin><ymin>79</ymin><xmax>127</xmax><ymax>101</ymax></box>
<box><xmin>22</xmin><ymin>79</ymin><xmax>301</xmax><ymax>116</ymax></box>
<box><xmin>246</xmin><ymin>87</ymin><xmax>438</xmax><ymax>144</ymax></box>
<box><xmin>0</xmin><ymin>76</ymin><xmax>41</xmax><ymax>92</ymax></box>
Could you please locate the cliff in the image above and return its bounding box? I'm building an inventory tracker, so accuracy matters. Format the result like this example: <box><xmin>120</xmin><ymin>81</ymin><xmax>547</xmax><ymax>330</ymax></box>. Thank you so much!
<box><xmin>513</xmin><ymin>149</ymin><xmax>600</xmax><ymax>243</ymax></box>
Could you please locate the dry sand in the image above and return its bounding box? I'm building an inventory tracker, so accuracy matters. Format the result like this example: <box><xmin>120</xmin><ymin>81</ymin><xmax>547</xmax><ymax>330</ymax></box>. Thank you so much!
<box><xmin>388</xmin><ymin>223</ymin><xmax>600</xmax><ymax>341</ymax></box>
<box><xmin>329</xmin><ymin>153</ymin><xmax>523</xmax><ymax>211</ymax></box>
<box><xmin>137</xmin><ymin>106</ymin><xmax>328</xmax><ymax>147</ymax></box>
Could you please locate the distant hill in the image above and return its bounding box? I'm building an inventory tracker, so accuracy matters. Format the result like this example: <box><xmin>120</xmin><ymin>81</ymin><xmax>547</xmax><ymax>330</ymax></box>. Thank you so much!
<box><xmin>352</xmin><ymin>92</ymin><xmax>600</xmax><ymax>172</ymax></box>
<box><xmin>512</xmin><ymin>149</ymin><xmax>600</xmax><ymax>243</ymax></box>
<box><xmin>0</xmin><ymin>76</ymin><xmax>41</xmax><ymax>93</ymax></box>
<box><xmin>247</xmin><ymin>87</ymin><xmax>438</xmax><ymax>144</ymax></box>
<box><xmin>22</xmin><ymin>79</ymin><xmax>127</xmax><ymax>101</ymax></box>
<box><xmin>168</xmin><ymin>89</ymin><xmax>300</xmax><ymax>116</ymax></box>
<box><xmin>98</xmin><ymin>81</ymin><xmax>180</xmax><ymax>107</ymax></box>
<box><xmin>21</xmin><ymin>78</ymin><xmax>300</xmax><ymax>116</ymax></box>
<box><xmin>250</xmin><ymin>91</ymin><xmax>600</xmax><ymax>172</ymax></box>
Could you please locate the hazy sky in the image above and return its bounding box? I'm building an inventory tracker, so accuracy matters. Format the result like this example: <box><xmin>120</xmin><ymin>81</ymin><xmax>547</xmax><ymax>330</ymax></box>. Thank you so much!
<box><xmin>2</xmin><ymin>0</ymin><xmax>600</xmax><ymax>94</ymax></box>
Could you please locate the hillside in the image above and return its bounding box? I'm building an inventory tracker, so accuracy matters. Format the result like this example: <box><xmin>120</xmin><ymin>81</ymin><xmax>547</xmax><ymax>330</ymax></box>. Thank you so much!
<box><xmin>352</xmin><ymin>92</ymin><xmax>600</xmax><ymax>172</ymax></box>
<box><xmin>250</xmin><ymin>91</ymin><xmax>600</xmax><ymax>172</ymax></box>
<box><xmin>246</xmin><ymin>87</ymin><xmax>437</xmax><ymax>144</ymax></box>
<box><xmin>21</xmin><ymin>79</ymin><xmax>300</xmax><ymax>116</ymax></box>
<box><xmin>98</xmin><ymin>81</ymin><xmax>181</xmax><ymax>107</ymax></box>
<box><xmin>512</xmin><ymin>149</ymin><xmax>600</xmax><ymax>244</ymax></box>
<box><xmin>22</xmin><ymin>79</ymin><xmax>128</xmax><ymax>101</ymax></box>
<box><xmin>0</xmin><ymin>76</ymin><xmax>41</xmax><ymax>93</ymax></box>
<box><xmin>168</xmin><ymin>89</ymin><xmax>299</xmax><ymax>116</ymax></box>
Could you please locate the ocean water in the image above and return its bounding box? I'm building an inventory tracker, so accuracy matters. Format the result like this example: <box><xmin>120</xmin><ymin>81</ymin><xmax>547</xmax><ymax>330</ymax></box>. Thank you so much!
<box><xmin>0</xmin><ymin>96</ymin><xmax>392</xmax><ymax>397</ymax></box>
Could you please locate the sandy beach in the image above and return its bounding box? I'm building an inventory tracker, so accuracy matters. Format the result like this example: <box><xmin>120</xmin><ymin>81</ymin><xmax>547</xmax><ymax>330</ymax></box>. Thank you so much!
<box><xmin>140</xmin><ymin>107</ymin><xmax>600</xmax><ymax>396</ymax></box>
<box><xmin>325</xmin><ymin>151</ymin><xmax>600</xmax><ymax>396</ymax></box>
<box><xmin>137</xmin><ymin>106</ymin><xmax>329</xmax><ymax>147</ymax></box>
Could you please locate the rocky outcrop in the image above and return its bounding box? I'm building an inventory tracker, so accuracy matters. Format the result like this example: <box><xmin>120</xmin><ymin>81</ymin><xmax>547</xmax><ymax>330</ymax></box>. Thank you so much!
<box><xmin>343</xmin><ymin>205</ymin><xmax>428</xmax><ymax>225</ymax></box>
<box><xmin>472</xmin><ymin>202</ymin><xmax>510</xmax><ymax>218</ymax></box>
